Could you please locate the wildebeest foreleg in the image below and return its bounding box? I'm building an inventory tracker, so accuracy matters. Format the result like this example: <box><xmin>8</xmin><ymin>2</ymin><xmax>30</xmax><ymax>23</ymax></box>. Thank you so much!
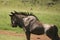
<box><xmin>25</xmin><ymin>31</ymin><xmax>30</xmax><ymax>40</ymax></box>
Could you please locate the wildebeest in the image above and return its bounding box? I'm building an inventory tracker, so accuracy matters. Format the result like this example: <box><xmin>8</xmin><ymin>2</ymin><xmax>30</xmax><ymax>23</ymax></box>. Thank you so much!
<box><xmin>9</xmin><ymin>11</ymin><xmax>59</xmax><ymax>40</ymax></box>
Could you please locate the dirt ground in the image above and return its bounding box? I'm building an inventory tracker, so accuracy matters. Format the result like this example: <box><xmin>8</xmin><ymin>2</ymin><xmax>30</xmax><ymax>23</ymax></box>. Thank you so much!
<box><xmin>0</xmin><ymin>30</ymin><xmax>51</xmax><ymax>40</ymax></box>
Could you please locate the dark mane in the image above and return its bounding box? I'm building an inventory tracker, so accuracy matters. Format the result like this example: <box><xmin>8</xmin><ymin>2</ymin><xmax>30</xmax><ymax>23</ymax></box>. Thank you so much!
<box><xmin>29</xmin><ymin>13</ymin><xmax>39</xmax><ymax>20</ymax></box>
<box><xmin>14</xmin><ymin>11</ymin><xmax>39</xmax><ymax>20</ymax></box>
<box><xmin>14</xmin><ymin>11</ymin><xmax>29</xmax><ymax>16</ymax></box>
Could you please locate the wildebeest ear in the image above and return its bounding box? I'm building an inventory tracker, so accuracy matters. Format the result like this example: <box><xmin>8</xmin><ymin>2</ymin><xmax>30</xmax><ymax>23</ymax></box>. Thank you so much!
<box><xmin>9</xmin><ymin>15</ymin><xmax>12</xmax><ymax>17</ymax></box>
<box><xmin>9</xmin><ymin>14</ymin><xmax>12</xmax><ymax>17</ymax></box>
<box><xmin>11</xmin><ymin>12</ymin><xmax>14</xmax><ymax>15</ymax></box>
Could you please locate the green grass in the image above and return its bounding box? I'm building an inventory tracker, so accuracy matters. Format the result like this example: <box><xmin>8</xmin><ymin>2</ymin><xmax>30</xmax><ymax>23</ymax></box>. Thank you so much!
<box><xmin>0</xmin><ymin>34</ymin><xmax>26</xmax><ymax>40</ymax></box>
<box><xmin>0</xmin><ymin>0</ymin><xmax>60</xmax><ymax>34</ymax></box>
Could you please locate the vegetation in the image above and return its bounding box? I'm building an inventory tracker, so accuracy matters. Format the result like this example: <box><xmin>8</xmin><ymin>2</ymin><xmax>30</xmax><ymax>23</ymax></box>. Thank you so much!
<box><xmin>0</xmin><ymin>0</ymin><xmax>60</xmax><ymax>34</ymax></box>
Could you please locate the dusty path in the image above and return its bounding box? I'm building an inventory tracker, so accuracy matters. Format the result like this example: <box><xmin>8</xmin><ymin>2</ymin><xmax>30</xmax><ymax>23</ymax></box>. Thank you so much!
<box><xmin>0</xmin><ymin>30</ymin><xmax>51</xmax><ymax>40</ymax></box>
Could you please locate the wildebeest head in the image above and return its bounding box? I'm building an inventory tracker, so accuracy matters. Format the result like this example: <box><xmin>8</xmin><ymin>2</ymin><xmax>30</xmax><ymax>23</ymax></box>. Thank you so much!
<box><xmin>9</xmin><ymin>12</ymin><xmax>24</xmax><ymax>28</ymax></box>
<box><xmin>9</xmin><ymin>13</ymin><xmax>17</xmax><ymax>27</ymax></box>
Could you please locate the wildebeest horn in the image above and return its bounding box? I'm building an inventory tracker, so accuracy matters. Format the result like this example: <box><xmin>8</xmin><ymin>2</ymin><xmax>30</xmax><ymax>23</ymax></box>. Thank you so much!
<box><xmin>14</xmin><ymin>11</ymin><xmax>18</xmax><ymax>13</ymax></box>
